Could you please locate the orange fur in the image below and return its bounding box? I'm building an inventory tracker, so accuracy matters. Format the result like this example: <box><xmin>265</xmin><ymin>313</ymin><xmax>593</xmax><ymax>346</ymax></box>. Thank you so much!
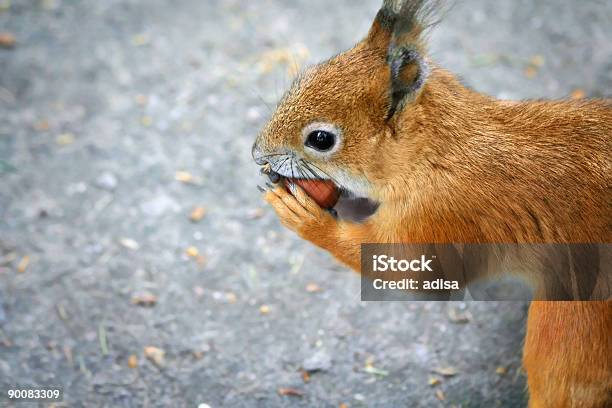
<box><xmin>254</xmin><ymin>1</ymin><xmax>612</xmax><ymax>406</ymax></box>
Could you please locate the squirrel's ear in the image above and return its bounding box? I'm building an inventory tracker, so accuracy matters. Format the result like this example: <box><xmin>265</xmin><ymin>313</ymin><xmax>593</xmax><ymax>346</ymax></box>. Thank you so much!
<box><xmin>365</xmin><ymin>3</ymin><xmax>397</xmax><ymax>50</ymax></box>
<box><xmin>367</xmin><ymin>0</ymin><xmax>436</xmax><ymax>119</ymax></box>
<box><xmin>386</xmin><ymin>43</ymin><xmax>428</xmax><ymax>119</ymax></box>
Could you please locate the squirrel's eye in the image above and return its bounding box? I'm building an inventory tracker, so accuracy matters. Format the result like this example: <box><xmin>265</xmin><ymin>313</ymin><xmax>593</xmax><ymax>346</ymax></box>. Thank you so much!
<box><xmin>305</xmin><ymin>130</ymin><xmax>335</xmax><ymax>152</ymax></box>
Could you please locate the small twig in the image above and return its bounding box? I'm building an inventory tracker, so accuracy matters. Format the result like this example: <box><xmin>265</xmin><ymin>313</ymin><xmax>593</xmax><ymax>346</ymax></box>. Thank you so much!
<box><xmin>56</xmin><ymin>303</ymin><xmax>68</xmax><ymax>321</ymax></box>
<box><xmin>78</xmin><ymin>354</ymin><xmax>91</xmax><ymax>377</ymax></box>
<box><xmin>98</xmin><ymin>323</ymin><xmax>109</xmax><ymax>356</ymax></box>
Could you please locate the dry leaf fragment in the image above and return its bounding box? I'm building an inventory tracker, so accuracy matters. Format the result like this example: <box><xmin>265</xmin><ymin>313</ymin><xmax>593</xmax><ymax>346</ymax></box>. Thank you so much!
<box><xmin>362</xmin><ymin>365</ymin><xmax>389</xmax><ymax>376</ymax></box>
<box><xmin>448</xmin><ymin>307</ymin><xmax>471</xmax><ymax>324</ymax></box>
<box><xmin>435</xmin><ymin>390</ymin><xmax>446</xmax><ymax>401</ymax></box>
<box><xmin>305</xmin><ymin>283</ymin><xmax>321</xmax><ymax>293</ymax></box>
<box><xmin>189</xmin><ymin>207</ymin><xmax>207</xmax><ymax>222</ymax></box>
<box><xmin>34</xmin><ymin>120</ymin><xmax>50</xmax><ymax>131</ymax></box>
<box><xmin>496</xmin><ymin>366</ymin><xmax>507</xmax><ymax>375</ymax></box>
<box><xmin>127</xmin><ymin>354</ymin><xmax>138</xmax><ymax>368</ymax></box>
<box><xmin>301</xmin><ymin>370</ymin><xmax>310</xmax><ymax>383</ymax></box>
<box><xmin>144</xmin><ymin>346</ymin><xmax>165</xmax><ymax>367</ymax></box>
<box><xmin>432</xmin><ymin>367</ymin><xmax>458</xmax><ymax>377</ymax></box>
<box><xmin>428</xmin><ymin>377</ymin><xmax>441</xmax><ymax>386</ymax></box>
<box><xmin>339</xmin><ymin>404</ymin><xmax>349</xmax><ymax>408</ymax></box>
<box><xmin>56</xmin><ymin>304</ymin><xmax>68</xmax><ymax>320</ymax></box>
<box><xmin>0</xmin><ymin>32</ymin><xmax>15</xmax><ymax>48</ymax></box>
<box><xmin>524</xmin><ymin>66</ymin><xmax>538</xmax><ymax>79</ymax></box>
<box><xmin>56</xmin><ymin>133</ymin><xmax>75</xmax><ymax>145</ymax></box>
<box><xmin>131</xmin><ymin>34</ymin><xmax>149</xmax><ymax>46</ymax></box>
<box><xmin>17</xmin><ymin>255</ymin><xmax>29</xmax><ymax>273</ymax></box>
<box><xmin>530</xmin><ymin>55</ymin><xmax>545</xmax><ymax>67</ymax></box>
<box><xmin>186</xmin><ymin>246</ymin><xmax>199</xmax><ymax>257</ymax></box>
<box><xmin>225</xmin><ymin>292</ymin><xmax>237</xmax><ymax>303</ymax></box>
<box><xmin>259</xmin><ymin>304</ymin><xmax>270</xmax><ymax>314</ymax></box>
<box><xmin>277</xmin><ymin>387</ymin><xmax>303</xmax><ymax>397</ymax></box>
<box><xmin>140</xmin><ymin>116</ymin><xmax>153</xmax><ymax>127</ymax></box>
<box><xmin>131</xmin><ymin>292</ymin><xmax>158</xmax><ymax>307</ymax></box>
<box><xmin>175</xmin><ymin>171</ymin><xmax>193</xmax><ymax>183</ymax></box>
<box><xmin>175</xmin><ymin>171</ymin><xmax>203</xmax><ymax>185</ymax></box>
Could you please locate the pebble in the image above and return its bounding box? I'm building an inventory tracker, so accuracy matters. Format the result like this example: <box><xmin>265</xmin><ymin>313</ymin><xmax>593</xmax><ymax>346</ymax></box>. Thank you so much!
<box><xmin>95</xmin><ymin>172</ymin><xmax>118</xmax><ymax>191</ymax></box>
<box><xmin>302</xmin><ymin>349</ymin><xmax>332</xmax><ymax>372</ymax></box>
<box><xmin>143</xmin><ymin>346</ymin><xmax>165</xmax><ymax>367</ymax></box>
<box><xmin>66</xmin><ymin>182</ymin><xmax>88</xmax><ymax>195</ymax></box>
<box><xmin>246</xmin><ymin>107</ymin><xmax>262</xmax><ymax>122</ymax></box>
<box><xmin>140</xmin><ymin>194</ymin><xmax>180</xmax><ymax>217</ymax></box>
<box><xmin>119</xmin><ymin>238</ymin><xmax>140</xmax><ymax>250</ymax></box>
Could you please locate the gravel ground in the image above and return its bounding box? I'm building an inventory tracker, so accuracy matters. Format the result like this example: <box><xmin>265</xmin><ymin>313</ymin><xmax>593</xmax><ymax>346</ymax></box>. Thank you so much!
<box><xmin>0</xmin><ymin>0</ymin><xmax>610</xmax><ymax>407</ymax></box>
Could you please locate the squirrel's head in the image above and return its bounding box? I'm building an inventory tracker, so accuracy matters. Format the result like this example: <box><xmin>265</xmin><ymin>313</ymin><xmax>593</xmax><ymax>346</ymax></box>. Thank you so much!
<box><xmin>253</xmin><ymin>0</ymin><xmax>439</xmax><ymax>212</ymax></box>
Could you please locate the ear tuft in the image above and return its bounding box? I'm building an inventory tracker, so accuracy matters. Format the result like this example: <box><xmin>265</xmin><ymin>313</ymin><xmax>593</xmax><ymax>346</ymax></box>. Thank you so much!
<box><xmin>394</xmin><ymin>0</ymin><xmax>445</xmax><ymax>36</ymax></box>
<box><xmin>365</xmin><ymin>1</ymin><xmax>444</xmax><ymax>119</ymax></box>
<box><xmin>385</xmin><ymin>0</ymin><xmax>443</xmax><ymax>118</ymax></box>
<box><xmin>366</xmin><ymin>8</ymin><xmax>397</xmax><ymax>48</ymax></box>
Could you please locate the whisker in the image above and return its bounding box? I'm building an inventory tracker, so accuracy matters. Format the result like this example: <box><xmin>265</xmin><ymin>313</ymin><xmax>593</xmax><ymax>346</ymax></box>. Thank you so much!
<box><xmin>299</xmin><ymin>166</ymin><xmax>331</xmax><ymax>197</ymax></box>
<box><xmin>244</xmin><ymin>87</ymin><xmax>273</xmax><ymax>114</ymax></box>
<box><xmin>257</xmin><ymin>153</ymin><xmax>289</xmax><ymax>165</ymax></box>
<box><xmin>276</xmin><ymin>156</ymin><xmax>290</xmax><ymax>176</ymax></box>
<box><xmin>300</xmin><ymin>162</ymin><xmax>326</xmax><ymax>184</ymax></box>
<box><xmin>295</xmin><ymin>163</ymin><xmax>313</xmax><ymax>185</ymax></box>
<box><xmin>301</xmin><ymin>160</ymin><xmax>341</xmax><ymax>187</ymax></box>
<box><xmin>255</xmin><ymin>94</ymin><xmax>273</xmax><ymax>114</ymax></box>
<box><xmin>298</xmin><ymin>165</ymin><xmax>327</xmax><ymax>195</ymax></box>
<box><xmin>298</xmin><ymin>161</ymin><xmax>320</xmax><ymax>180</ymax></box>
<box><xmin>299</xmin><ymin>160</ymin><xmax>340</xmax><ymax>195</ymax></box>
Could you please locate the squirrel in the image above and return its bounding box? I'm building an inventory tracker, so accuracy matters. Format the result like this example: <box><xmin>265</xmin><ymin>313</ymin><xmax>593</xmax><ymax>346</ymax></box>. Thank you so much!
<box><xmin>252</xmin><ymin>0</ymin><xmax>612</xmax><ymax>406</ymax></box>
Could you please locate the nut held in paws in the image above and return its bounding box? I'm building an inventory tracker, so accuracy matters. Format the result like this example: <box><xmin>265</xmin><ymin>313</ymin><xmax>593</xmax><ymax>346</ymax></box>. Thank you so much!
<box><xmin>285</xmin><ymin>178</ymin><xmax>339</xmax><ymax>209</ymax></box>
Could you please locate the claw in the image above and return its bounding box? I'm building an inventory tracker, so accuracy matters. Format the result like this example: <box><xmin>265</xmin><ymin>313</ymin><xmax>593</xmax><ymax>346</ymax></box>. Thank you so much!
<box><xmin>268</xmin><ymin>171</ymin><xmax>281</xmax><ymax>184</ymax></box>
<box><xmin>265</xmin><ymin>182</ymin><xmax>276</xmax><ymax>190</ymax></box>
<box><xmin>285</xmin><ymin>180</ymin><xmax>297</xmax><ymax>195</ymax></box>
<box><xmin>257</xmin><ymin>185</ymin><xmax>266</xmax><ymax>193</ymax></box>
<box><xmin>327</xmin><ymin>208</ymin><xmax>338</xmax><ymax>218</ymax></box>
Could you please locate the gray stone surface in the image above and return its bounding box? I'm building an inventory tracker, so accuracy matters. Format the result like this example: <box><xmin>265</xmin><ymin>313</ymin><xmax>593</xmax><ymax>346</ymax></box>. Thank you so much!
<box><xmin>0</xmin><ymin>0</ymin><xmax>610</xmax><ymax>407</ymax></box>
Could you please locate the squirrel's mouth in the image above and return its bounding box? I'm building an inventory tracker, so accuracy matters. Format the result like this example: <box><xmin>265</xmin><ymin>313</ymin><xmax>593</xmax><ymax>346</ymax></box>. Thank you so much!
<box><xmin>261</xmin><ymin>166</ymin><xmax>379</xmax><ymax>222</ymax></box>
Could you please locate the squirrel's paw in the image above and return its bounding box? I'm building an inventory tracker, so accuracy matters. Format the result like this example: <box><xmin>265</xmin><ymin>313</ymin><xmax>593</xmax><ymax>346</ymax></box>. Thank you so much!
<box><xmin>262</xmin><ymin>182</ymin><xmax>337</xmax><ymax>241</ymax></box>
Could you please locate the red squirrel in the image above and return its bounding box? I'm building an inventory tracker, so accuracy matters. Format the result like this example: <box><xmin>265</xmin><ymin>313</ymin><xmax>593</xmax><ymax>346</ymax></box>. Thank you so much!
<box><xmin>252</xmin><ymin>1</ymin><xmax>612</xmax><ymax>406</ymax></box>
